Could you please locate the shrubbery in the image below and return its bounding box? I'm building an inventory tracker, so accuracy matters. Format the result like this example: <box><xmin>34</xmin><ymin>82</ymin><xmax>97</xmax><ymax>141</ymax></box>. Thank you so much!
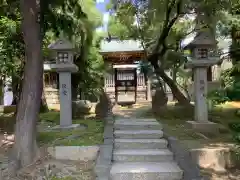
<box><xmin>208</xmin><ymin>68</ymin><xmax>240</xmax><ymax>144</ymax></box>
<box><xmin>207</xmin><ymin>89</ymin><xmax>230</xmax><ymax>106</ymax></box>
<box><xmin>229</xmin><ymin>122</ymin><xmax>240</xmax><ymax>143</ymax></box>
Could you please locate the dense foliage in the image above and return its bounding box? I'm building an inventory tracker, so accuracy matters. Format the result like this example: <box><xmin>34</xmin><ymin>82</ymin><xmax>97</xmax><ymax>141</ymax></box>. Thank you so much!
<box><xmin>207</xmin><ymin>1</ymin><xmax>240</xmax><ymax>104</ymax></box>
<box><xmin>107</xmin><ymin>0</ymin><xmax>240</xmax><ymax>106</ymax></box>
<box><xmin>0</xmin><ymin>0</ymin><xmax>105</xmax><ymax>170</ymax></box>
<box><xmin>0</xmin><ymin>0</ymin><xmax>104</xmax><ymax>103</ymax></box>
<box><xmin>106</xmin><ymin>0</ymin><xmax>236</xmax><ymax>105</ymax></box>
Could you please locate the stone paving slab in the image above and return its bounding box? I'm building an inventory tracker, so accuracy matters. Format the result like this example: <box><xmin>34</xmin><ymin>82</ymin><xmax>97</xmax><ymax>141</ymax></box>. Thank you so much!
<box><xmin>114</xmin><ymin>125</ymin><xmax>162</xmax><ymax>130</ymax></box>
<box><xmin>114</xmin><ymin>138</ymin><xmax>168</xmax><ymax>149</ymax></box>
<box><xmin>114</xmin><ymin>120</ymin><xmax>162</xmax><ymax>130</ymax></box>
<box><xmin>115</xmin><ymin>118</ymin><xmax>157</xmax><ymax>122</ymax></box>
<box><xmin>113</xmin><ymin>149</ymin><xmax>173</xmax><ymax>162</ymax></box>
<box><xmin>115</xmin><ymin>121</ymin><xmax>160</xmax><ymax>126</ymax></box>
<box><xmin>114</xmin><ymin>130</ymin><xmax>163</xmax><ymax>139</ymax></box>
<box><xmin>110</xmin><ymin>162</ymin><xmax>183</xmax><ymax>180</ymax></box>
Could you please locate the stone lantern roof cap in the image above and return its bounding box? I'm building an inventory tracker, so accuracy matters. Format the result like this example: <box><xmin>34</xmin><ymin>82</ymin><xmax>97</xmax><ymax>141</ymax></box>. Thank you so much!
<box><xmin>183</xmin><ymin>30</ymin><xmax>217</xmax><ymax>49</ymax></box>
<box><xmin>48</xmin><ymin>38</ymin><xmax>74</xmax><ymax>51</ymax></box>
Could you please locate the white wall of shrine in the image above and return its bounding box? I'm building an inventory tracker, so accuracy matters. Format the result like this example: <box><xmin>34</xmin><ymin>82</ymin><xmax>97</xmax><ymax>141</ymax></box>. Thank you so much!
<box><xmin>104</xmin><ymin>73</ymin><xmax>146</xmax><ymax>90</ymax></box>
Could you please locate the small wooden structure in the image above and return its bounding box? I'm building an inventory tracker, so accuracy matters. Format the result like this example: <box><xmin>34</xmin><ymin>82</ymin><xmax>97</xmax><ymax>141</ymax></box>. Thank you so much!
<box><xmin>100</xmin><ymin>37</ymin><xmax>150</xmax><ymax>104</ymax></box>
<box><xmin>114</xmin><ymin>64</ymin><xmax>138</xmax><ymax>104</ymax></box>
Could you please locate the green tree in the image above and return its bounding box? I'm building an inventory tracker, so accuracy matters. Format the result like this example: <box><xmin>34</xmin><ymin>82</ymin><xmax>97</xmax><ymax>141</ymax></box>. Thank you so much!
<box><xmin>107</xmin><ymin>0</ymin><xmax>228</xmax><ymax>105</ymax></box>
<box><xmin>0</xmin><ymin>0</ymin><xmax>102</xmax><ymax>171</ymax></box>
<box><xmin>209</xmin><ymin>0</ymin><xmax>240</xmax><ymax>103</ymax></box>
<box><xmin>227</xmin><ymin>3</ymin><xmax>240</xmax><ymax>100</ymax></box>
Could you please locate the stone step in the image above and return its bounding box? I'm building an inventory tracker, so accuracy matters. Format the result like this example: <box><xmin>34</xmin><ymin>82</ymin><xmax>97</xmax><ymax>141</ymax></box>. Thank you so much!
<box><xmin>116</xmin><ymin>118</ymin><xmax>157</xmax><ymax>122</ymax></box>
<box><xmin>113</xmin><ymin>149</ymin><xmax>173</xmax><ymax>162</ymax></box>
<box><xmin>114</xmin><ymin>130</ymin><xmax>163</xmax><ymax>139</ymax></box>
<box><xmin>114</xmin><ymin>121</ymin><xmax>162</xmax><ymax>130</ymax></box>
<box><xmin>114</xmin><ymin>138</ymin><xmax>168</xmax><ymax>149</ymax></box>
<box><xmin>110</xmin><ymin>162</ymin><xmax>183</xmax><ymax>180</ymax></box>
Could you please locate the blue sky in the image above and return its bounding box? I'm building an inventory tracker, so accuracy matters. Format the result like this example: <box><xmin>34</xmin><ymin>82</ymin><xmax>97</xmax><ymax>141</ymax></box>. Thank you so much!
<box><xmin>96</xmin><ymin>0</ymin><xmax>110</xmax><ymax>31</ymax></box>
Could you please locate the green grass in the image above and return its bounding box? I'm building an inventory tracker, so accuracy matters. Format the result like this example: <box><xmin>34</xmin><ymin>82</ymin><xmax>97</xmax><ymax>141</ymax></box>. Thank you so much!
<box><xmin>0</xmin><ymin>113</ymin><xmax>15</xmax><ymax>133</ymax></box>
<box><xmin>142</xmin><ymin>103</ymin><xmax>240</xmax><ymax>144</ymax></box>
<box><xmin>39</xmin><ymin>111</ymin><xmax>60</xmax><ymax>124</ymax></box>
<box><xmin>54</xmin><ymin>119</ymin><xmax>103</xmax><ymax>146</ymax></box>
<box><xmin>0</xmin><ymin>111</ymin><xmax>104</xmax><ymax>147</ymax></box>
<box><xmin>37</xmin><ymin>112</ymin><xmax>104</xmax><ymax>146</ymax></box>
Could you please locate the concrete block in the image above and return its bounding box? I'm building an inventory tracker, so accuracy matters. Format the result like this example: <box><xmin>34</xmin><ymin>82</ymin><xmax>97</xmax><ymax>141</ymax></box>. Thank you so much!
<box><xmin>47</xmin><ymin>146</ymin><xmax>99</xmax><ymax>161</ymax></box>
<box><xmin>190</xmin><ymin>147</ymin><xmax>233</xmax><ymax>172</ymax></box>
<box><xmin>186</xmin><ymin>121</ymin><xmax>219</xmax><ymax>133</ymax></box>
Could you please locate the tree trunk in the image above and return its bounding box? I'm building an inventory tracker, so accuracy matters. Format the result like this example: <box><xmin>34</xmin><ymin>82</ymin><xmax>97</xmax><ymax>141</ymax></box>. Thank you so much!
<box><xmin>0</xmin><ymin>78</ymin><xmax>3</xmax><ymax>105</ymax></box>
<box><xmin>13</xmin><ymin>0</ymin><xmax>43</xmax><ymax>169</ymax></box>
<box><xmin>152</xmin><ymin>63</ymin><xmax>190</xmax><ymax>106</ymax></box>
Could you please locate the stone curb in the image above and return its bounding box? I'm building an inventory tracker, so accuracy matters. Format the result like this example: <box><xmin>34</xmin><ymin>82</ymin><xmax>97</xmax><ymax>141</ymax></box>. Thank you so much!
<box><xmin>94</xmin><ymin>115</ymin><xmax>114</xmax><ymax>180</ymax></box>
<box><xmin>164</xmin><ymin>134</ymin><xmax>209</xmax><ymax>180</ymax></box>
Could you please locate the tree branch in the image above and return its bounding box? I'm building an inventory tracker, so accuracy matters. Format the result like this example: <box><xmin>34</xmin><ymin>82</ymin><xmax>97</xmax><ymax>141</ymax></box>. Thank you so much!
<box><xmin>153</xmin><ymin>0</ymin><xmax>177</xmax><ymax>54</ymax></box>
<box><xmin>147</xmin><ymin>0</ymin><xmax>183</xmax><ymax>65</ymax></box>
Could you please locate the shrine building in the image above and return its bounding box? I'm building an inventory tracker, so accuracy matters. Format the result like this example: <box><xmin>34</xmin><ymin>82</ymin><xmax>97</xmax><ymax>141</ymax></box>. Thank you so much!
<box><xmin>42</xmin><ymin>37</ymin><xmax>223</xmax><ymax>110</ymax></box>
<box><xmin>43</xmin><ymin>37</ymin><xmax>152</xmax><ymax>109</ymax></box>
<box><xmin>100</xmin><ymin>37</ymin><xmax>151</xmax><ymax>104</ymax></box>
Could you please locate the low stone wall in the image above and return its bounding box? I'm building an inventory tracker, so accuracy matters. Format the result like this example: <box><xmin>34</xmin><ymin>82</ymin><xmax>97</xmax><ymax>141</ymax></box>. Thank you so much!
<box><xmin>165</xmin><ymin>136</ymin><xmax>209</xmax><ymax>180</ymax></box>
<box><xmin>94</xmin><ymin>110</ymin><xmax>114</xmax><ymax>180</ymax></box>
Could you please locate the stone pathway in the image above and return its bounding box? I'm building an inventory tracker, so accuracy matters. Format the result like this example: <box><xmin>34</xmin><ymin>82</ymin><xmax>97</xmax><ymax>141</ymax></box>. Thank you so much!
<box><xmin>110</xmin><ymin>118</ymin><xmax>183</xmax><ymax>180</ymax></box>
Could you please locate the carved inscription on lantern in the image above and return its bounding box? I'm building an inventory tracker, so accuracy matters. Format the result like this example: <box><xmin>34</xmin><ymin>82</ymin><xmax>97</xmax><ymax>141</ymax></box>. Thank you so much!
<box><xmin>62</xmin><ymin>84</ymin><xmax>67</xmax><ymax>95</ymax></box>
<box><xmin>200</xmin><ymin>79</ymin><xmax>205</xmax><ymax>96</ymax></box>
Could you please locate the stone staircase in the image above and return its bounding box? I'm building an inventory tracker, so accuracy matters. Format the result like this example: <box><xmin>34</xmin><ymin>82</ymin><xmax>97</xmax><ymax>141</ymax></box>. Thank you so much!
<box><xmin>110</xmin><ymin>118</ymin><xmax>183</xmax><ymax>180</ymax></box>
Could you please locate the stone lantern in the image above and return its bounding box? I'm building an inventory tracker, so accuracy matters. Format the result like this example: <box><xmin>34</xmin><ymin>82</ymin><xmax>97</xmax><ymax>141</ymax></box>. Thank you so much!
<box><xmin>184</xmin><ymin>29</ymin><xmax>220</xmax><ymax>132</ymax></box>
<box><xmin>48</xmin><ymin>38</ymin><xmax>79</xmax><ymax>129</ymax></box>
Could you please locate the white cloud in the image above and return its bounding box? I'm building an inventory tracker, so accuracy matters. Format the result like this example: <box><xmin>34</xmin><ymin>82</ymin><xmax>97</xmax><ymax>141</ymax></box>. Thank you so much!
<box><xmin>103</xmin><ymin>12</ymin><xmax>109</xmax><ymax>23</ymax></box>
<box><xmin>96</xmin><ymin>0</ymin><xmax>105</xmax><ymax>3</ymax></box>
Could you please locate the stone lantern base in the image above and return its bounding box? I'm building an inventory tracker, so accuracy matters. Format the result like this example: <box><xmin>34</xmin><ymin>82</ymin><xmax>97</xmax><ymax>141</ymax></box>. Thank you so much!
<box><xmin>52</xmin><ymin>124</ymin><xmax>81</xmax><ymax>131</ymax></box>
<box><xmin>186</xmin><ymin>121</ymin><xmax>219</xmax><ymax>134</ymax></box>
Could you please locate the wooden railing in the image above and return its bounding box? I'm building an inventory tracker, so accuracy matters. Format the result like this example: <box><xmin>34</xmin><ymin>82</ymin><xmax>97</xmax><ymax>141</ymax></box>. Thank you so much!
<box><xmin>104</xmin><ymin>73</ymin><xmax>146</xmax><ymax>89</ymax></box>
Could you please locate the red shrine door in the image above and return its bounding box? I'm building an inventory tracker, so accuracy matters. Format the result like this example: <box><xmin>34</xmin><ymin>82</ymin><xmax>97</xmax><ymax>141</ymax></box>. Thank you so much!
<box><xmin>114</xmin><ymin>67</ymin><xmax>137</xmax><ymax>105</ymax></box>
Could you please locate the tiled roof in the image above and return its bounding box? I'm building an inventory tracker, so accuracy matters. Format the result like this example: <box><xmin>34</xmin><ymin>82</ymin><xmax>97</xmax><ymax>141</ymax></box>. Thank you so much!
<box><xmin>100</xmin><ymin>39</ymin><xmax>144</xmax><ymax>52</ymax></box>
